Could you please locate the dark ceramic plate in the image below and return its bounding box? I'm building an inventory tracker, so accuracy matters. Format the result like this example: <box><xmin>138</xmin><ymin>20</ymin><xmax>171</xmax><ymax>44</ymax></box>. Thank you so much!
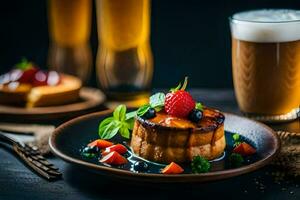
<box><xmin>49</xmin><ymin>110</ymin><xmax>280</xmax><ymax>183</ymax></box>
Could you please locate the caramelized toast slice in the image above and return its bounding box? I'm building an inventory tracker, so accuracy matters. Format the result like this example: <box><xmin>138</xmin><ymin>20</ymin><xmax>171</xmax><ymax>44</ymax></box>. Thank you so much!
<box><xmin>130</xmin><ymin>108</ymin><xmax>225</xmax><ymax>163</ymax></box>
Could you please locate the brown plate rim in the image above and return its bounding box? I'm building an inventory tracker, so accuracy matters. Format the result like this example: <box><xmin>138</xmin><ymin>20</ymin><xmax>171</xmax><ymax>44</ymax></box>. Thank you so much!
<box><xmin>49</xmin><ymin>110</ymin><xmax>280</xmax><ymax>183</ymax></box>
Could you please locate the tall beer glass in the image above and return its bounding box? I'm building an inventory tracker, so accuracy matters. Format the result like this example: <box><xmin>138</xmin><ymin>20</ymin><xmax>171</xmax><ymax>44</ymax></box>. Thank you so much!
<box><xmin>230</xmin><ymin>10</ymin><xmax>300</xmax><ymax>122</ymax></box>
<box><xmin>96</xmin><ymin>0</ymin><xmax>153</xmax><ymax>107</ymax></box>
<box><xmin>48</xmin><ymin>0</ymin><xmax>92</xmax><ymax>83</ymax></box>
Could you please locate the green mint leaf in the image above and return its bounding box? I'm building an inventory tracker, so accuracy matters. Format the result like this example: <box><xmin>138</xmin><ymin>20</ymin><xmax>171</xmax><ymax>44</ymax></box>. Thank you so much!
<box><xmin>149</xmin><ymin>93</ymin><xmax>165</xmax><ymax>108</ymax></box>
<box><xmin>125</xmin><ymin>111</ymin><xmax>136</xmax><ymax>120</ymax></box>
<box><xmin>137</xmin><ymin>104</ymin><xmax>151</xmax><ymax>117</ymax></box>
<box><xmin>15</xmin><ymin>58</ymin><xmax>32</xmax><ymax>70</ymax></box>
<box><xmin>232</xmin><ymin>133</ymin><xmax>240</xmax><ymax>142</ymax></box>
<box><xmin>195</xmin><ymin>102</ymin><xmax>203</xmax><ymax>111</ymax></box>
<box><xmin>113</xmin><ymin>104</ymin><xmax>126</xmax><ymax>121</ymax></box>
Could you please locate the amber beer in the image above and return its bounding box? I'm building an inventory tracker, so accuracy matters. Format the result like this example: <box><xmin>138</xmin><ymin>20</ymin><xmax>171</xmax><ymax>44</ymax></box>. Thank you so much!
<box><xmin>230</xmin><ymin>10</ymin><xmax>300</xmax><ymax>118</ymax></box>
<box><xmin>48</xmin><ymin>0</ymin><xmax>92</xmax><ymax>83</ymax></box>
<box><xmin>96</xmin><ymin>0</ymin><xmax>153</xmax><ymax>107</ymax></box>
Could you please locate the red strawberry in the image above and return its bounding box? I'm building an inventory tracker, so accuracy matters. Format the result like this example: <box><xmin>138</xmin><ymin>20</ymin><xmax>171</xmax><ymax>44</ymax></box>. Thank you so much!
<box><xmin>165</xmin><ymin>77</ymin><xmax>195</xmax><ymax>118</ymax></box>
<box><xmin>102</xmin><ymin>144</ymin><xmax>127</xmax><ymax>156</ymax></box>
<box><xmin>18</xmin><ymin>67</ymin><xmax>38</xmax><ymax>83</ymax></box>
<box><xmin>88</xmin><ymin>139</ymin><xmax>113</xmax><ymax>149</ymax></box>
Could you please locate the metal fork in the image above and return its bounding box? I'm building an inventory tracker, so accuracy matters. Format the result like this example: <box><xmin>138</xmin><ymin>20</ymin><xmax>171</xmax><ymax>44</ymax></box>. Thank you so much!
<box><xmin>0</xmin><ymin>131</ymin><xmax>62</xmax><ymax>181</ymax></box>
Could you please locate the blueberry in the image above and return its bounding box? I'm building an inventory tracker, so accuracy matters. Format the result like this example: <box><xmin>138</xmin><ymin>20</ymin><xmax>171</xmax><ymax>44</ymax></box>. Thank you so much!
<box><xmin>82</xmin><ymin>146</ymin><xmax>99</xmax><ymax>155</ymax></box>
<box><xmin>143</xmin><ymin>108</ymin><xmax>156</xmax><ymax>119</ymax></box>
<box><xmin>188</xmin><ymin>109</ymin><xmax>203</xmax><ymax>123</ymax></box>
<box><xmin>133</xmin><ymin>161</ymin><xmax>149</xmax><ymax>172</ymax></box>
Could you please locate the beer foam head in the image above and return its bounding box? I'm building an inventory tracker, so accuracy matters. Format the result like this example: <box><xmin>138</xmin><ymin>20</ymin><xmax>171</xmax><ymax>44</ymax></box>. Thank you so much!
<box><xmin>230</xmin><ymin>9</ymin><xmax>300</xmax><ymax>42</ymax></box>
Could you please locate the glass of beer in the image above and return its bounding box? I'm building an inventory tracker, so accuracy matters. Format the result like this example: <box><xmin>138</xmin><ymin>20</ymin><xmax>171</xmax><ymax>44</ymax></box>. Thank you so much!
<box><xmin>95</xmin><ymin>0</ymin><xmax>153</xmax><ymax>108</ymax></box>
<box><xmin>230</xmin><ymin>10</ymin><xmax>300</xmax><ymax>122</ymax></box>
<box><xmin>48</xmin><ymin>0</ymin><xmax>92</xmax><ymax>83</ymax></box>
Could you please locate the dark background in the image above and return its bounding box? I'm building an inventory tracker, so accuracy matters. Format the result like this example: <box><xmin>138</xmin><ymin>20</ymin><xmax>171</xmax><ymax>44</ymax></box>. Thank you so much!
<box><xmin>0</xmin><ymin>0</ymin><xmax>299</xmax><ymax>88</ymax></box>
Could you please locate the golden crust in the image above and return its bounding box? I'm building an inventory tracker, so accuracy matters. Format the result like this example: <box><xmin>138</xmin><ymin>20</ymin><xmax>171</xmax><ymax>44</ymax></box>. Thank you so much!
<box><xmin>27</xmin><ymin>75</ymin><xmax>81</xmax><ymax>107</ymax></box>
<box><xmin>130</xmin><ymin>108</ymin><xmax>226</xmax><ymax>163</ymax></box>
<box><xmin>0</xmin><ymin>74</ymin><xmax>81</xmax><ymax>107</ymax></box>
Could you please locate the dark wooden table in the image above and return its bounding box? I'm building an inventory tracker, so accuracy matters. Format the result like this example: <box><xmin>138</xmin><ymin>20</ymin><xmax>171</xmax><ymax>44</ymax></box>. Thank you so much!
<box><xmin>0</xmin><ymin>89</ymin><xmax>299</xmax><ymax>200</ymax></box>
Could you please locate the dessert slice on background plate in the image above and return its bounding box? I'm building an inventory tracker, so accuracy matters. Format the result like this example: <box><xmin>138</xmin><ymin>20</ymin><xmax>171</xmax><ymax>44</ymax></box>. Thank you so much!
<box><xmin>0</xmin><ymin>59</ymin><xmax>105</xmax><ymax>123</ymax></box>
<box><xmin>0</xmin><ymin>58</ymin><xmax>82</xmax><ymax>107</ymax></box>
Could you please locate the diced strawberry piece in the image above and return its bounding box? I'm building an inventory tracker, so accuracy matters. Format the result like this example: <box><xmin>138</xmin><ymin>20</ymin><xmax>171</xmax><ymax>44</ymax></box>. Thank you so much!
<box><xmin>241</xmin><ymin>142</ymin><xmax>256</xmax><ymax>155</ymax></box>
<box><xmin>233</xmin><ymin>142</ymin><xmax>256</xmax><ymax>156</ymax></box>
<box><xmin>233</xmin><ymin>143</ymin><xmax>244</xmax><ymax>154</ymax></box>
<box><xmin>88</xmin><ymin>139</ymin><xmax>113</xmax><ymax>149</ymax></box>
<box><xmin>102</xmin><ymin>144</ymin><xmax>127</xmax><ymax>155</ymax></box>
<box><xmin>162</xmin><ymin>162</ymin><xmax>184</xmax><ymax>174</ymax></box>
<box><xmin>99</xmin><ymin>151</ymin><xmax>127</xmax><ymax>165</ymax></box>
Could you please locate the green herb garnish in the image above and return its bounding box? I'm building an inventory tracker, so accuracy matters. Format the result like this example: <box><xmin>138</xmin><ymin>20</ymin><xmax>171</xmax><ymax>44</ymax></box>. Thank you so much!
<box><xmin>149</xmin><ymin>92</ymin><xmax>165</xmax><ymax>111</ymax></box>
<box><xmin>98</xmin><ymin>105</ymin><xmax>134</xmax><ymax>139</ymax></box>
<box><xmin>98</xmin><ymin>92</ymin><xmax>167</xmax><ymax>139</ymax></box>
<box><xmin>228</xmin><ymin>153</ymin><xmax>244</xmax><ymax>168</ymax></box>
<box><xmin>170</xmin><ymin>76</ymin><xmax>188</xmax><ymax>92</ymax></box>
<box><xmin>191</xmin><ymin>156</ymin><xmax>211</xmax><ymax>173</ymax></box>
<box><xmin>136</xmin><ymin>92</ymin><xmax>166</xmax><ymax>117</ymax></box>
<box><xmin>195</xmin><ymin>102</ymin><xmax>203</xmax><ymax>111</ymax></box>
<box><xmin>81</xmin><ymin>152</ymin><xmax>97</xmax><ymax>158</ymax></box>
<box><xmin>137</xmin><ymin>104</ymin><xmax>151</xmax><ymax>117</ymax></box>
<box><xmin>15</xmin><ymin>57</ymin><xmax>33</xmax><ymax>70</ymax></box>
<box><xmin>232</xmin><ymin>133</ymin><xmax>241</xmax><ymax>147</ymax></box>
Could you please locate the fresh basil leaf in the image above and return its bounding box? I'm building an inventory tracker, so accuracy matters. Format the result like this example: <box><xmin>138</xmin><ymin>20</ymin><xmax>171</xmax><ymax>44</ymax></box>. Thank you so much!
<box><xmin>99</xmin><ymin>121</ymin><xmax>114</xmax><ymax>139</ymax></box>
<box><xmin>195</xmin><ymin>102</ymin><xmax>203</xmax><ymax>111</ymax></box>
<box><xmin>102</xmin><ymin>124</ymin><xmax>120</xmax><ymax>139</ymax></box>
<box><xmin>119</xmin><ymin>126</ymin><xmax>130</xmax><ymax>139</ymax></box>
<box><xmin>149</xmin><ymin>93</ymin><xmax>165</xmax><ymax>108</ymax></box>
<box><xmin>98</xmin><ymin>104</ymin><xmax>135</xmax><ymax>140</ymax></box>
<box><xmin>125</xmin><ymin>118</ymin><xmax>135</xmax><ymax>130</ymax></box>
<box><xmin>113</xmin><ymin>104</ymin><xmax>126</xmax><ymax>121</ymax></box>
<box><xmin>99</xmin><ymin>117</ymin><xmax>114</xmax><ymax>129</ymax></box>
<box><xmin>98</xmin><ymin>117</ymin><xmax>120</xmax><ymax>139</ymax></box>
<box><xmin>137</xmin><ymin>104</ymin><xmax>151</xmax><ymax>117</ymax></box>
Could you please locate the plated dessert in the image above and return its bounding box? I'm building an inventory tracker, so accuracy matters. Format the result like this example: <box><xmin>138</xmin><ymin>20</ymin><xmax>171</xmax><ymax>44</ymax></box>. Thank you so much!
<box><xmin>0</xmin><ymin>59</ymin><xmax>81</xmax><ymax>107</ymax></box>
<box><xmin>80</xmin><ymin>77</ymin><xmax>257</xmax><ymax>174</ymax></box>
